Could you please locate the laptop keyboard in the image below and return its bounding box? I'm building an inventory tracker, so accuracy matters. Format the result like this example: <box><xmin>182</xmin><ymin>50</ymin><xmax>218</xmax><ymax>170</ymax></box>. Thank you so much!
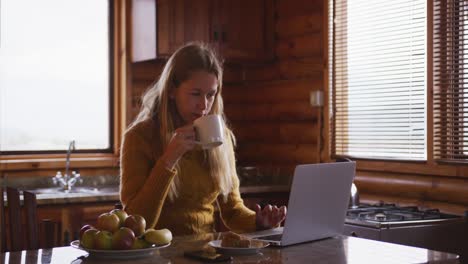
<box><xmin>256</xmin><ymin>234</ymin><xmax>283</xmax><ymax>241</ymax></box>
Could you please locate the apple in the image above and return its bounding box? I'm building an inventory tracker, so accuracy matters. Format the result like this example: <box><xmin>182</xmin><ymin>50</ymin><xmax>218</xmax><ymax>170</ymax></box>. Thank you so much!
<box><xmin>79</xmin><ymin>224</ymin><xmax>95</xmax><ymax>240</ymax></box>
<box><xmin>123</xmin><ymin>215</ymin><xmax>146</xmax><ymax>237</ymax></box>
<box><xmin>80</xmin><ymin>228</ymin><xmax>98</xmax><ymax>249</ymax></box>
<box><xmin>111</xmin><ymin>227</ymin><xmax>135</xmax><ymax>250</ymax></box>
<box><xmin>94</xmin><ymin>230</ymin><xmax>113</xmax><ymax>250</ymax></box>
<box><xmin>110</xmin><ymin>209</ymin><xmax>129</xmax><ymax>227</ymax></box>
<box><xmin>97</xmin><ymin>212</ymin><xmax>120</xmax><ymax>233</ymax></box>
<box><xmin>131</xmin><ymin>237</ymin><xmax>151</xmax><ymax>249</ymax></box>
<box><xmin>143</xmin><ymin>228</ymin><xmax>172</xmax><ymax>245</ymax></box>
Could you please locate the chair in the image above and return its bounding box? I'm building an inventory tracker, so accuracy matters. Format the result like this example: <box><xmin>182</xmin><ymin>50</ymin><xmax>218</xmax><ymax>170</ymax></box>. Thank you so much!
<box><xmin>0</xmin><ymin>187</ymin><xmax>57</xmax><ymax>252</ymax></box>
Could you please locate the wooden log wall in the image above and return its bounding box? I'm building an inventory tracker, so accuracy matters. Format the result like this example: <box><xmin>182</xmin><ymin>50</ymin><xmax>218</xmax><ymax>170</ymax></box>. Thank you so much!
<box><xmin>129</xmin><ymin>0</ymin><xmax>468</xmax><ymax>215</ymax></box>
<box><xmin>130</xmin><ymin>0</ymin><xmax>325</xmax><ymax>173</ymax></box>
<box><xmin>356</xmin><ymin>170</ymin><xmax>468</xmax><ymax>215</ymax></box>
<box><xmin>224</xmin><ymin>0</ymin><xmax>325</xmax><ymax>169</ymax></box>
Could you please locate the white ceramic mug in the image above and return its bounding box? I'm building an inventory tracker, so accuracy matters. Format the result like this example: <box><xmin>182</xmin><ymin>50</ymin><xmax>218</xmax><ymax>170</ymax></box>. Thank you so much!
<box><xmin>193</xmin><ymin>114</ymin><xmax>224</xmax><ymax>149</ymax></box>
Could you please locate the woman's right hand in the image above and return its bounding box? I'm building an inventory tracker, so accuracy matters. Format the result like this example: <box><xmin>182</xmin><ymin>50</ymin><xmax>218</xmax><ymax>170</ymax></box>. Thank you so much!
<box><xmin>160</xmin><ymin>125</ymin><xmax>197</xmax><ymax>169</ymax></box>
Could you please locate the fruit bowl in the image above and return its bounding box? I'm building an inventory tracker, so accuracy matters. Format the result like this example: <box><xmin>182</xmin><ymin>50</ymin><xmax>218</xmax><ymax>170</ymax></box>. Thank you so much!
<box><xmin>70</xmin><ymin>240</ymin><xmax>170</xmax><ymax>259</ymax></box>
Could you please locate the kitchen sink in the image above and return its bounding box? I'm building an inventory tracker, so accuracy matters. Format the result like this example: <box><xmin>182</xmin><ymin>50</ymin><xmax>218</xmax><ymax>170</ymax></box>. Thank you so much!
<box><xmin>29</xmin><ymin>186</ymin><xmax>119</xmax><ymax>195</ymax></box>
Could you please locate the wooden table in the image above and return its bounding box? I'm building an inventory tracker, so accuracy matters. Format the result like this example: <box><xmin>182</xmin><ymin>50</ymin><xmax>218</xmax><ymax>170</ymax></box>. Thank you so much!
<box><xmin>0</xmin><ymin>233</ymin><xmax>459</xmax><ymax>264</ymax></box>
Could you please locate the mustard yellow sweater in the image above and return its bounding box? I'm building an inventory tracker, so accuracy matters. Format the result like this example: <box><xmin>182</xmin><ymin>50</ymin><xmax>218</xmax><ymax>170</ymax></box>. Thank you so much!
<box><xmin>119</xmin><ymin>119</ymin><xmax>256</xmax><ymax>235</ymax></box>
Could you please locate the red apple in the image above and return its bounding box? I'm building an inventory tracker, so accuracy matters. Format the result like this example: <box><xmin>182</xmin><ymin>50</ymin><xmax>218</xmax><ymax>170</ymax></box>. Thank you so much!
<box><xmin>79</xmin><ymin>224</ymin><xmax>95</xmax><ymax>240</ymax></box>
<box><xmin>96</xmin><ymin>212</ymin><xmax>120</xmax><ymax>233</ymax></box>
<box><xmin>123</xmin><ymin>215</ymin><xmax>146</xmax><ymax>237</ymax></box>
<box><xmin>110</xmin><ymin>209</ymin><xmax>129</xmax><ymax>227</ymax></box>
<box><xmin>80</xmin><ymin>228</ymin><xmax>98</xmax><ymax>249</ymax></box>
<box><xmin>112</xmin><ymin>227</ymin><xmax>135</xmax><ymax>250</ymax></box>
<box><xmin>94</xmin><ymin>230</ymin><xmax>113</xmax><ymax>250</ymax></box>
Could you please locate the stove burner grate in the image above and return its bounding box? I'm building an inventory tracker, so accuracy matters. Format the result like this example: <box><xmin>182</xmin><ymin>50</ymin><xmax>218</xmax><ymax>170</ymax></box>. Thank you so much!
<box><xmin>346</xmin><ymin>204</ymin><xmax>458</xmax><ymax>223</ymax></box>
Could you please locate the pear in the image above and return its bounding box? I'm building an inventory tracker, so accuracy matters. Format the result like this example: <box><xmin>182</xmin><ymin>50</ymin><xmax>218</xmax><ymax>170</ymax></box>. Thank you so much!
<box><xmin>143</xmin><ymin>228</ymin><xmax>172</xmax><ymax>245</ymax></box>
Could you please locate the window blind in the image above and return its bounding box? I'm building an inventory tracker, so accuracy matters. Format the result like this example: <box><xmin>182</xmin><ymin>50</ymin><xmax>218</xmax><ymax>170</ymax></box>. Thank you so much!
<box><xmin>331</xmin><ymin>0</ymin><xmax>427</xmax><ymax>160</ymax></box>
<box><xmin>433</xmin><ymin>0</ymin><xmax>468</xmax><ymax>162</ymax></box>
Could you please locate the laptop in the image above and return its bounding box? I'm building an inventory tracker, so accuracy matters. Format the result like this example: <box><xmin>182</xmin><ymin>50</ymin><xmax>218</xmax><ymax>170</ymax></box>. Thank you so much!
<box><xmin>245</xmin><ymin>162</ymin><xmax>355</xmax><ymax>246</ymax></box>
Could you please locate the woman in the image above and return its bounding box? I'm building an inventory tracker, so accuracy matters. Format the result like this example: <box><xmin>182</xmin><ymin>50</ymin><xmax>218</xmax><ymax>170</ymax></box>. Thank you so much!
<box><xmin>120</xmin><ymin>42</ymin><xmax>286</xmax><ymax>235</ymax></box>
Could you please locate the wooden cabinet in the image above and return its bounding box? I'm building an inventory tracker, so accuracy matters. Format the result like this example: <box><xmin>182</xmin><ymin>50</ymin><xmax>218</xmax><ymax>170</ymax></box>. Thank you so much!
<box><xmin>216</xmin><ymin>0</ymin><xmax>275</xmax><ymax>62</ymax></box>
<box><xmin>37</xmin><ymin>202</ymin><xmax>116</xmax><ymax>246</ymax></box>
<box><xmin>157</xmin><ymin>0</ymin><xmax>211</xmax><ymax>56</ymax></box>
<box><xmin>157</xmin><ymin>0</ymin><xmax>275</xmax><ymax>63</ymax></box>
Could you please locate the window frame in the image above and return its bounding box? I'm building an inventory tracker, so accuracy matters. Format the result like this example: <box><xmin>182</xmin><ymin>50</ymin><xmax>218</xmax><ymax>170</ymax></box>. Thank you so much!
<box><xmin>327</xmin><ymin>0</ymin><xmax>468</xmax><ymax>178</ymax></box>
<box><xmin>0</xmin><ymin>0</ymin><xmax>130</xmax><ymax>172</ymax></box>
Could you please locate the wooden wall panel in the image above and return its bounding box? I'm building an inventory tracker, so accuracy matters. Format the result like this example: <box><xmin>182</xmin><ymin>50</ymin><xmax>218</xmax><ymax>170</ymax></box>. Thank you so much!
<box><xmin>240</xmin><ymin>59</ymin><xmax>323</xmax><ymax>82</ymax></box>
<box><xmin>276</xmin><ymin>0</ymin><xmax>323</xmax><ymax>19</ymax></box>
<box><xmin>276</xmin><ymin>34</ymin><xmax>323</xmax><ymax>59</ymax></box>
<box><xmin>237</xmin><ymin>143</ymin><xmax>319</xmax><ymax>164</ymax></box>
<box><xmin>223</xmin><ymin>65</ymin><xmax>245</xmax><ymax>84</ymax></box>
<box><xmin>132</xmin><ymin>60</ymin><xmax>165</xmax><ymax>81</ymax></box>
<box><xmin>275</xmin><ymin>58</ymin><xmax>324</xmax><ymax>79</ymax></box>
<box><xmin>231</xmin><ymin>122</ymin><xmax>319</xmax><ymax>144</ymax></box>
<box><xmin>133</xmin><ymin>80</ymin><xmax>153</xmax><ymax>96</ymax></box>
<box><xmin>129</xmin><ymin>0</ymin><xmax>325</xmax><ymax>188</ymax></box>
<box><xmin>225</xmin><ymin>102</ymin><xmax>319</xmax><ymax>122</ymax></box>
<box><xmin>277</xmin><ymin>13</ymin><xmax>322</xmax><ymax>39</ymax></box>
<box><xmin>224</xmin><ymin>79</ymin><xmax>322</xmax><ymax>103</ymax></box>
<box><xmin>355</xmin><ymin>172</ymin><xmax>468</xmax><ymax>205</ymax></box>
<box><xmin>125</xmin><ymin>0</ymin><xmax>468</xmax><ymax>215</ymax></box>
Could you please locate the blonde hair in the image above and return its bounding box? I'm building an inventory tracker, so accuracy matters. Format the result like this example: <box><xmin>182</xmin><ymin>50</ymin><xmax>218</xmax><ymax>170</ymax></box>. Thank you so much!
<box><xmin>131</xmin><ymin>42</ymin><xmax>236</xmax><ymax>201</ymax></box>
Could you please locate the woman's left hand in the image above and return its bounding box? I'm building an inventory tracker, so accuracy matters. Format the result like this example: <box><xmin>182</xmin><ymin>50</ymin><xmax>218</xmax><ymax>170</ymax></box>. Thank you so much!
<box><xmin>254</xmin><ymin>204</ymin><xmax>287</xmax><ymax>230</ymax></box>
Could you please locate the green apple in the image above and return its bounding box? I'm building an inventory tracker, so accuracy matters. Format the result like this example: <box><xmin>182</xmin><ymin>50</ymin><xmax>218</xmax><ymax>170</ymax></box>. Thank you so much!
<box><xmin>94</xmin><ymin>230</ymin><xmax>113</xmax><ymax>250</ymax></box>
<box><xmin>79</xmin><ymin>224</ymin><xmax>95</xmax><ymax>241</ymax></box>
<box><xmin>110</xmin><ymin>209</ymin><xmax>129</xmax><ymax>227</ymax></box>
<box><xmin>80</xmin><ymin>228</ymin><xmax>98</xmax><ymax>249</ymax></box>
<box><xmin>143</xmin><ymin>228</ymin><xmax>172</xmax><ymax>245</ymax></box>
<box><xmin>131</xmin><ymin>237</ymin><xmax>151</xmax><ymax>249</ymax></box>
<box><xmin>97</xmin><ymin>212</ymin><xmax>120</xmax><ymax>233</ymax></box>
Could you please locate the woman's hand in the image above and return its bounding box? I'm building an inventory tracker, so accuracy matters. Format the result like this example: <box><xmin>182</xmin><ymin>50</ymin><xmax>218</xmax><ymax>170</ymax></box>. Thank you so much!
<box><xmin>254</xmin><ymin>204</ymin><xmax>287</xmax><ymax>230</ymax></box>
<box><xmin>160</xmin><ymin>125</ymin><xmax>197</xmax><ymax>169</ymax></box>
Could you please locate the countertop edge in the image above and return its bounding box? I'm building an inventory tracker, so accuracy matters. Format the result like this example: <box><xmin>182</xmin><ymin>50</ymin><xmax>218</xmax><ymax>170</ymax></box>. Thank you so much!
<box><xmin>35</xmin><ymin>185</ymin><xmax>291</xmax><ymax>205</ymax></box>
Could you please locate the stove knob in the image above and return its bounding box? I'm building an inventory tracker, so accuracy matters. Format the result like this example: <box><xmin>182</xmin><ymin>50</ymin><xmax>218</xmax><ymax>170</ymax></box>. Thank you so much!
<box><xmin>350</xmin><ymin>232</ymin><xmax>358</xmax><ymax>237</ymax></box>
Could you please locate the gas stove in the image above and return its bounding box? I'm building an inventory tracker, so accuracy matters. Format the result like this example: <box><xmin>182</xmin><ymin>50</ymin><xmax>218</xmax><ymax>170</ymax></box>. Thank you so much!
<box><xmin>343</xmin><ymin>203</ymin><xmax>468</xmax><ymax>262</ymax></box>
<box><xmin>345</xmin><ymin>203</ymin><xmax>462</xmax><ymax>228</ymax></box>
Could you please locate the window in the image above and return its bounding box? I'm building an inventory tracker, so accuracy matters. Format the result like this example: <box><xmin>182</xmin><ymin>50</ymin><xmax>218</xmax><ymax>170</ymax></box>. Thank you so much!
<box><xmin>330</xmin><ymin>0</ymin><xmax>468</xmax><ymax>163</ymax></box>
<box><xmin>0</xmin><ymin>0</ymin><xmax>112</xmax><ymax>153</ymax></box>
<box><xmin>331</xmin><ymin>0</ymin><xmax>426</xmax><ymax>161</ymax></box>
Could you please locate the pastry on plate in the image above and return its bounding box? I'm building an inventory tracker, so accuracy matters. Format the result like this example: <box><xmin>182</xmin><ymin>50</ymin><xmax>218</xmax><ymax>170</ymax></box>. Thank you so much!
<box><xmin>220</xmin><ymin>231</ymin><xmax>251</xmax><ymax>248</ymax></box>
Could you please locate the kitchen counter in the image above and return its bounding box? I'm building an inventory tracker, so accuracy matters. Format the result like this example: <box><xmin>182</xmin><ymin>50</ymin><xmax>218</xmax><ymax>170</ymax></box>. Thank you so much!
<box><xmin>33</xmin><ymin>189</ymin><xmax>120</xmax><ymax>205</ymax></box>
<box><xmin>2</xmin><ymin>172</ymin><xmax>291</xmax><ymax>205</ymax></box>
<box><xmin>28</xmin><ymin>184</ymin><xmax>290</xmax><ymax>205</ymax></box>
<box><xmin>0</xmin><ymin>233</ymin><xmax>459</xmax><ymax>263</ymax></box>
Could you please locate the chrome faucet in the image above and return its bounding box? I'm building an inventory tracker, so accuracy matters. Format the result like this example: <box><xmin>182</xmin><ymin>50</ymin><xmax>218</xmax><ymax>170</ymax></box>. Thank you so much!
<box><xmin>53</xmin><ymin>140</ymin><xmax>82</xmax><ymax>191</ymax></box>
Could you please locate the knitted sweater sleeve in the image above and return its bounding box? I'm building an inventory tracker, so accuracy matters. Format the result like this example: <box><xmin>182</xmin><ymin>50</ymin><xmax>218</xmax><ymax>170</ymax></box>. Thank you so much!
<box><xmin>119</xmin><ymin>128</ymin><xmax>176</xmax><ymax>229</ymax></box>
<box><xmin>217</xmin><ymin>175</ymin><xmax>257</xmax><ymax>233</ymax></box>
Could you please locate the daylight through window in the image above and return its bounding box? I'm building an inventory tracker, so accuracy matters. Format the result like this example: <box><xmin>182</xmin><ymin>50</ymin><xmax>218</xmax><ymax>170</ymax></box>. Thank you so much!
<box><xmin>0</xmin><ymin>0</ymin><xmax>111</xmax><ymax>152</ymax></box>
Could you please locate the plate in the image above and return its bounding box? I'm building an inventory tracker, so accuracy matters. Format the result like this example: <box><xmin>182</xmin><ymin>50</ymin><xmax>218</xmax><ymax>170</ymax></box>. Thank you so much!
<box><xmin>208</xmin><ymin>239</ymin><xmax>269</xmax><ymax>255</ymax></box>
<box><xmin>70</xmin><ymin>240</ymin><xmax>170</xmax><ymax>259</ymax></box>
